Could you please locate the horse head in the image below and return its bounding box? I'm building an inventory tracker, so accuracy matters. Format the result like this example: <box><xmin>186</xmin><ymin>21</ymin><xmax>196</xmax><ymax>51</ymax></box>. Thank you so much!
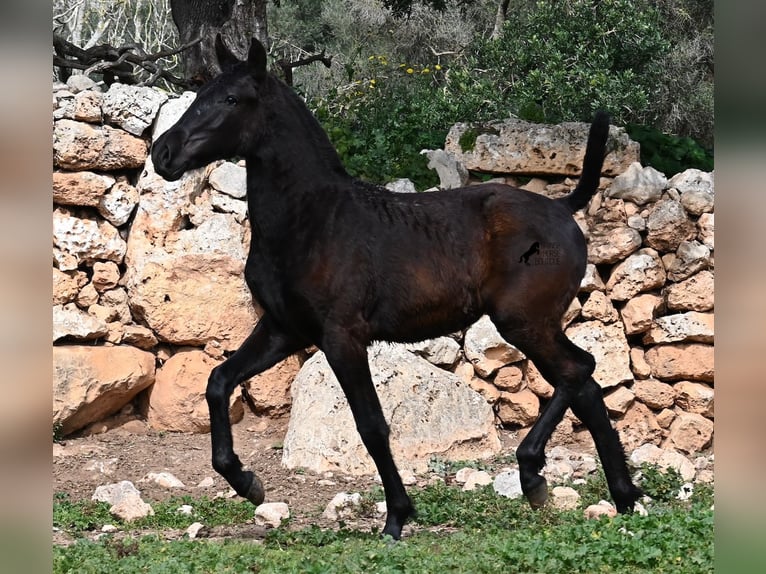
<box><xmin>152</xmin><ymin>36</ymin><xmax>268</xmax><ymax>181</ymax></box>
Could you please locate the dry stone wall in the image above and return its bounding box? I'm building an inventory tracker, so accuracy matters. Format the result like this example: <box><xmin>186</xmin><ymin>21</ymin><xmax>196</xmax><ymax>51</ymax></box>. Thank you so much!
<box><xmin>52</xmin><ymin>79</ymin><xmax>714</xmax><ymax>475</ymax></box>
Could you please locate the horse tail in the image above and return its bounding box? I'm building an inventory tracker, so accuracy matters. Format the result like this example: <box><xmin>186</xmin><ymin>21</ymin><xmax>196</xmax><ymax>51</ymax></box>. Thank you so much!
<box><xmin>558</xmin><ymin>111</ymin><xmax>609</xmax><ymax>213</ymax></box>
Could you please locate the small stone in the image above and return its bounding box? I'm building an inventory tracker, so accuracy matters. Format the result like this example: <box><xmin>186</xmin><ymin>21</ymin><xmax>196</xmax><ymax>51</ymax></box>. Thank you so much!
<box><xmin>629</xmin><ymin>443</ymin><xmax>696</xmax><ymax>482</ymax></box>
<box><xmin>665</xmin><ymin>413</ymin><xmax>714</xmax><ymax>454</ymax></box>
<box><xmin>209</xmin><ymin>162</ymin><xmax>247</xmax><ymax>198</ymax></box>
<box><xmin>455</xmin><ymin>467</ymin><xmax>477</xmax><ymax>484</ymax></box>
<box><xmin>255</xmin><ymin>502</ymin><xmax>290</xmax><ymax>528</ymax></box>
<box><xmin>580</xmin><ymin>264</ymin><xmax>605</xmax><ymax>292</ymax></box>
<box><xmin>629</xmin><ymin>348</ymin><xmax>652</xmax><ymax>379</ymax></box>
<box><xmin>604</xmin><ymin>385</ymin><xmax>635</xmax><ymax>417</ymax></box>
<box><xmin>144</xmin><ymin>471</ymin><xmax>185</xmax><ymax>488</ymax></box>
<box><xmin>606</xmin><ymin>163</ymin><xmax>666</xmax><ymax>205</ymax></box>
<box><xmin>633</xmin><ymin>378</ymin><xmax>675</xmax><ymax>410</ymax></box>
<box><xmin>322</xmin><ymin>492</ymin><xmax>362</xmax><ymax>521</ymax></box>
<box><xmin>493</xmin><ymin>469</ymin><xmax>523</xmax><ymax>499</ymax></box>
<box><xmin>584</xmin><ymin>501</ymin><xmax>617</xmax><ymax>520</ymax></box>
<box><xmin>463</xmin><ymin>471</ymin><xmax>493</xmax><ymax>491</ymax></box>
<box><xmin>186</xmin><ymin>522</ymin><xmax>205</xmax><ymax>539</ymax></box>
<box><xmin>551</xmin><ymin>486</ymin><xmax>581</xmax><ymax>511</ymax></box>
<box><xmin>493</xmin><ymin>365</ymin><xmax>523</xmax><ymax>392</ymax></box>
<box><xmin>110</xmin><ymin>493</ymin><xmax>154</xmax><ymax>522</ymax></box>
<box><xmin>197</xmin><ymin>477</ymin><xmax>215</xmax><ymax>489</ymax></box>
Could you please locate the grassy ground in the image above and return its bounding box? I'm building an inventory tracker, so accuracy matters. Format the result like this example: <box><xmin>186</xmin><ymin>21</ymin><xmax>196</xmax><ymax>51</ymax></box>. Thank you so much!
<box><xmin>53</xmin><ymin>467</ymin><xmax>713</xmax><ymax>574</ymax></box>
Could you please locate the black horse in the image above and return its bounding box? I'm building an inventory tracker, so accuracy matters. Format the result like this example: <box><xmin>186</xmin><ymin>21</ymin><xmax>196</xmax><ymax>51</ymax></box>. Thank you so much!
<box><xmin>152</xmin><ymin>37</ymin><xmax>641</xmax><ymax>540</ymax></box>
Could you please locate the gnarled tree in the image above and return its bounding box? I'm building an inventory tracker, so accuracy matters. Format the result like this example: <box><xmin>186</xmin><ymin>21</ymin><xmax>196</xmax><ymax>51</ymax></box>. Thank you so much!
<box><xmin>169</xmin><ymin>0</ymin><xmax>268</xmax><ymax>85</ymax></box>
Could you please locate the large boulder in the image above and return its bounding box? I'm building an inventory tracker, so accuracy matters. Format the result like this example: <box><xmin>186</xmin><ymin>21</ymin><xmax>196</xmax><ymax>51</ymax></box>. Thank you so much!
<box><xmin>606</xmin><ymin>248</ymin><xmax>666</xmax><ymax>301</ymax></box>
<box><xmin>53</xmin><ymin>207</ymin><xmax>127</xmax><ymax>271</ymax></box>
<box><xmin>53</xmin><ymin>345</ymin><xmax>155</xmax><ymax>435</ymax></box>
<box><xmin>282</xmin><ymin>344</ymin><xmax>501</xmax><ymax>475</ymax></box>
<box><xmin>587</xmin><ymin>222</ymin><xmax>642</xmax><ymax>265</ymax></box>
<box><xmin>126</xmin><ymin>252</ymin><xmax>257</xmax><ymax>351</ymax></box>
<box><xmin>642</xmin><ymin>312</ymin><xmax>714</xmax><ymax>345</ymax></box>
<box><xmin>52</xmin><ymin>171</ymin><xmax>115</xmax><ymax>207</ymax></box>
<box><xmin>644</xmin><ymin>343</ymin><xmax>714</xmax><ymax>382</ymax></box>
<box><xmin>444</xmin><ymin>118</ymin><xmax>638</xmax><ymax>176</ymax></box>
<box><xmin>644</xmin><ymin>199</ymin><xmax>696</xmax><ymax>252</ymax></box>
<box><xmin>145</xmin><ymin>349</ymin><xmax>243</xmax><ymax>432</ymax></box>
<box><xmin>101</xmin><ymin>83</ymin><xmax>168</xmax><ymax>136</ymax></box>
<box><xmin>124</xmin><ymin>120</ymin><xmax>257</xmax><ymax>351</ymax></box>
<box><xmin>668</xmin><ymin>169</ymin><xmax>714</xmax><ymax>216</ymax></box>
<box><xmin>664</xmin><ymin>270</ymin><xmax>714</xmax><ymax>312</ymax></box>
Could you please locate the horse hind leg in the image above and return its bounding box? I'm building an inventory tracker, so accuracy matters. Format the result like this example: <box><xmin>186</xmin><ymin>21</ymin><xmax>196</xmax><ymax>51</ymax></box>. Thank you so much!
<box><xmin>494</xmin><ymin>325</ymin><xmax>640</xmax><ymax>513</ymax></box>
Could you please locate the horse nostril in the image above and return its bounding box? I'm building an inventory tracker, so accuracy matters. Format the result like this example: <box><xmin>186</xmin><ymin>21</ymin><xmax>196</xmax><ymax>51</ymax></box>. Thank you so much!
<box><xmin>152</xmin><ymin>141</ymin><xmax>171</xmax><ymax>168</ymax></box>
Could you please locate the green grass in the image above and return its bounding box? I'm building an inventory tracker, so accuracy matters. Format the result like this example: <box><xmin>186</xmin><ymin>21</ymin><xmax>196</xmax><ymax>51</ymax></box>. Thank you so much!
<box><xmin>53</xmin><ymin>468</ymin><xmax>714</xmax><ymax>574</ymax></box>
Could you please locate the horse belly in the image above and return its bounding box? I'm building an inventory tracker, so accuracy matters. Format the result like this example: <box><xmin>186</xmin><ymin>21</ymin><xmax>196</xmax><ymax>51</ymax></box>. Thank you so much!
<box><xmin>368</xmin><ymin>269</ymin><xmax>482</xmax><ymax>343</ymax></box>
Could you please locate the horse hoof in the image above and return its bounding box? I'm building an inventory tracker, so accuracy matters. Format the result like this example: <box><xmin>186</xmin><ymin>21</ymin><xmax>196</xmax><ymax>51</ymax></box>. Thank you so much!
<box><xmin>525</xmin><ymin>478</ymin><xmax>549</xmax><ymax>510</ymax></box>
<box><xmin>244</xmin><ymin>472</ymin><xmax>265</xmax><ymax>505</ymax></box>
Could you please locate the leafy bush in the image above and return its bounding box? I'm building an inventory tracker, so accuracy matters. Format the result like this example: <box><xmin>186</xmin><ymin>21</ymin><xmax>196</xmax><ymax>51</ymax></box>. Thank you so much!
<box><xmin>310</xmin><ymin>0</ymin><xmax>714</xmax><ymax>187</ymax></box>
<box><xmin>311</xmin><ymin>56</ymin><xmax>454</xmax><ymax>189</ymax></box>
<box><xmin>636</xmin><ymin>463</ymin><xmax>684</xmax><ymax>502</ymax></box>
<box><xmin>626</xmin><ymin>124</ymin><xmax>714</xmax><ymax>177</ymax></box>
<box><xmin>475</xmin><ymin>0</ymin><xmax>669</xmax><ymax>127</ymax></box>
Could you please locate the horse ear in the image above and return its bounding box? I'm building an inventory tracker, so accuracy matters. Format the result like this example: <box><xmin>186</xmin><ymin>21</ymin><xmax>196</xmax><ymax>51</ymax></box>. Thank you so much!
<box><xmin>215</xmin><ymin>34</ymin><xmax>240</xmax><ymax>71</ymax></box>
<box><xmin>247</xmin><ymin>38</ymin><xmax>268</xmax><ymax>80</ymax></box>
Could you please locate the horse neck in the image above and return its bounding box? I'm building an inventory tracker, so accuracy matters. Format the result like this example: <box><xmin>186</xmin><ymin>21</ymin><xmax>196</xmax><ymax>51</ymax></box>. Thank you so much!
<box><xmin>244</xmin><ymin>77</ymin><xmax>350</xmax><ymax>245</ymax></box>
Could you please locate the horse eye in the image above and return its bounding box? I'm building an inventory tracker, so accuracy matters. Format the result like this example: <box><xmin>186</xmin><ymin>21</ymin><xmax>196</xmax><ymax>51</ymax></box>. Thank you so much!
<box><xmin>225</xmin><ymin>95</ymin><xmax>238</xmax><ymax>106</ymax></box>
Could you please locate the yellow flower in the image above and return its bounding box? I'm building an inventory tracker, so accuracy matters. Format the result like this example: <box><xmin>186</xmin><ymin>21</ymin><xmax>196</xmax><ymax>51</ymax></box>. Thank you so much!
<box><xmin>406</xmin><ymin>68</ymin><xmax>414</xmax><ymax>74</ymax></box>
<box><xmin>422</xmin><ymin>68</ymin><xmax>430</xmax><ymax>74</ymax></box>
<box><xmin>435</xmin><ymin>64</ymin><xmax>442</xmax><ymax>71</ymax></box>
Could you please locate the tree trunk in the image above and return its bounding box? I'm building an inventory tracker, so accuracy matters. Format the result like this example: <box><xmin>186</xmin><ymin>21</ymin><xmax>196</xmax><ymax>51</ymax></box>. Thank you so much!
<box><xmin>491</xmin><ymin>0</ymin><xmax>511</xmax><ymax>40</ymax></box>
<box><xmin>169</xmin><ymin>0</ymin><xmax>268</xmax><ymax>85</ymax></box>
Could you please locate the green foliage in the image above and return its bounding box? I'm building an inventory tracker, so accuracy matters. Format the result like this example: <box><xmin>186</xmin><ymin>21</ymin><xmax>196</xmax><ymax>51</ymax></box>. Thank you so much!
<box><xmin>476</xmin><ymin>0</ymin><xmax>669</xmax><ymax>127</ymax></box>
<box><xmin>53</xmin><ymin>494</ymin><xmax>255</xmax><ymax>534</ymax></box>
<box><xmin>626</xmin><ymin>124</ymin><xmax>714</xmax><ymax>177</ymax></box>
<box><xmin>308</xmin><ymin>0</ymin><xmax>712</xmax><ymax>188</ymax></box>
<box><xmin>312</xmin><ymin>57</ymin><xmax>452</xmax><ymax>189</ymax></box>
<box><xmin>53</xmin><ymin>478</ymin><xmax>714</xmax><ymax>574</ymax></box>
<box><xmin>636</xmin><ymin>463</ymin><xmax>684</xmax><ymax>502</ymax></box>
<box><xmin>53</xmin><ymin>493</ymin><xmax>113</xmax><ymax>532</ymax></box>
<box><xmin>457</xmin><ymin>127</ymin><xmax>480</xmax><ymax>153</ymax></box>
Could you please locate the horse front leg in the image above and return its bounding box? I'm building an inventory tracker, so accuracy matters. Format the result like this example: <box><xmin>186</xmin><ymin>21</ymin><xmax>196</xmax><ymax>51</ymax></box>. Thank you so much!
<box><xmin>323</xmin><ymin>332</ymin><xmax>415</xmax><ymax>540</ymax></box>
<box><xmin>206</xmin><ymin>315</ymin><xmax>304</xmax><ymax>504</ymax></box>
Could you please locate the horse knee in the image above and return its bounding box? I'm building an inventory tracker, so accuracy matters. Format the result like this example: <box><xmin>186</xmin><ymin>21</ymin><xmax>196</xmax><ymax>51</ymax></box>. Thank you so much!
<box><xmin>206</xmin><ymin>366</ymin><xmax>232</xmax><ymax>405</ymax></box>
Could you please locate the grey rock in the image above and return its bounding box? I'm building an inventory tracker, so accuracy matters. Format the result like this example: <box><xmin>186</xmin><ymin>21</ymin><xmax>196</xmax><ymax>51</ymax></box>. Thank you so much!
<box><xmin>385</xmin><ymin>178</ymin><xmax>417</xmax><ymax>193</ymax></box>
<box><xmin>282</xmin><ymin>344</ymin><xmax>501</xmax><ymax>475</ymax></box>
<box><xmin>606</xmin><ymin>162</ymin><xmax>666</xmax><ymax>205</ymax></box>
<box><xmin>493</xmin><ymin>468</ymin><xmax>523</xmax><ymax>499</ymax></box>
<box><xmin>209</xmin><ymin>162</ymin><xmax>247</xmax><ymax>199</ymax></box>
<box><xmin>645</xmin><ymin>200</ymin><xmax>696</xmax><ymax>252</ymax></box>
<box><xmin>464</xmin><ymin>315</ymin><xmax>524</xmax><ymax>377</ymax></box>
<box><xmin>445</xmin><ymin>119</ymin><xmax>638</xmax><ymax>177</ymax></box>
<box><xmin>421</xmin><ymin>148</ymin><xmax>469</xmax><ymax>189</ymax></box>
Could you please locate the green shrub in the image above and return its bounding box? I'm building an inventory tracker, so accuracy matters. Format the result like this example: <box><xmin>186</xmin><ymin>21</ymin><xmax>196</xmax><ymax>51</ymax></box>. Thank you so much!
<box><xmin>477</xmin><ymin>0</ymin><xmax>670</xmax><ymax>127</ymax></box>
<box><xmin>311</xmin><ymin>0</ymin><xmax>715</xmax><ymax>187</ymax></box>
<box><xmin>626</xmin><ymin>124</ymin><xmax>714</xmax><ymax>177</ymax></box>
